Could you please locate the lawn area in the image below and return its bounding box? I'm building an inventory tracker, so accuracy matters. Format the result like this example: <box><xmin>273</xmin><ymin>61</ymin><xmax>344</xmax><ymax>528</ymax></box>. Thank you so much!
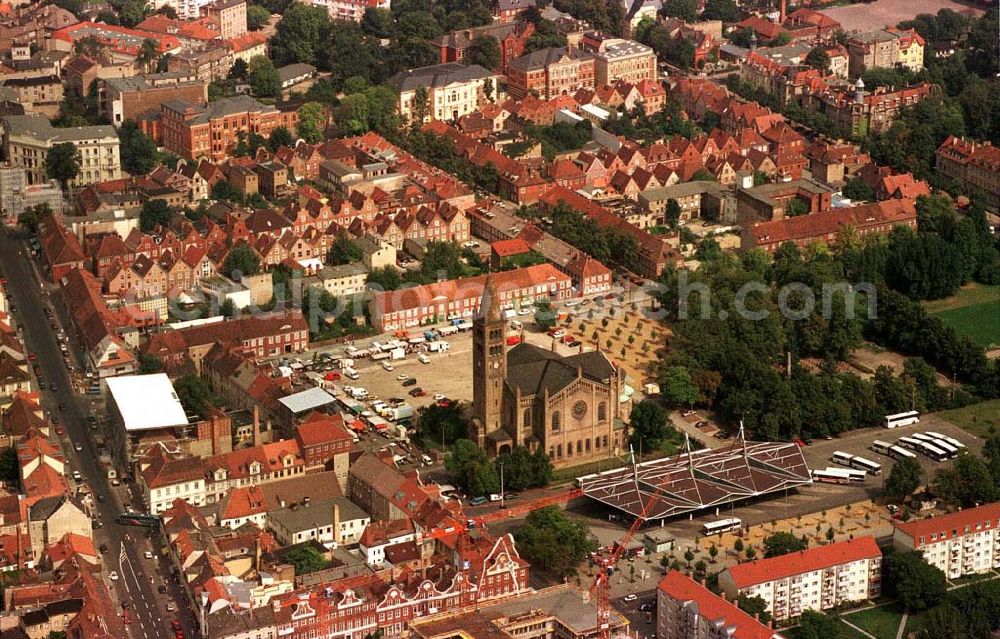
<box><xmin>782</xmin><ymin>620</ymin><xmax>869</xmax><ymax>639</ymax></box>
<box><xmin>922</xmin><ymin>284</ymin><xmax>1000</xmax><ymax>348</ymax></box>
<box><xmin>937</xmin><ymin>399</ymin><xmax>1000</xmax><ymax>439</ymax></box>
<box><xmin>843</xmin><ymin>604</ymin><xmax>905</xmax><ymax>639</ymax></box>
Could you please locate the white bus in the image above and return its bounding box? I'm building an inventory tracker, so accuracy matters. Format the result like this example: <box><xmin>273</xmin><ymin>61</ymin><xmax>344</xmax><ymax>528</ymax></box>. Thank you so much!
<box><xmin>813</xmin><ymin>468</ymin><xmax>866</xmax><ymax>484</ymax></box>
<box><xmin>926</xmin><ymin>432</ymin><xmax>966</xmax><ymax>450</ymax></box>
<box><xmin>849</xmin><ymin>455</ymin><xmax>882</xmax><ymax>476</ymax></box>
<box><xmin>917</xmin><ymin>441</ymin><xmax>949</xmax><ymax>462</ymax></box>
<box><xmin>910</xmin><ymin>433</ymin><xmax>938</xmax><ymax>444</ymax></box>
<box><xmin>702</xmin><ymin>518</ymin><xmax>742</xmax><ymax>536</ymax></box>
<box><xmin>832</xmin><ymin>451</ymin><xmax>855</xmax><ymax>467</ymax></box>
<box><xmin>871</xmin><ymin>440</ymin><xmax>893</xmax><ymax>455</ymax></box>
<box><xmin>931</xmin><ymin>439</ymin><xmax>959</xmax><ymax>459</ymax></box>
<box><xmin>888</xmin><ymin>445</ymin><xmax>917</xmax><ymax>461</ymax></box>
<box><xmin>884</xmin><ymin>411</ymin><xmax>920</xmax><ymax>429</ymax></box>
<box><xmin>897</xmin><ymin>436</ymin><xmax>922</xmax><ymax>451</ymax></box>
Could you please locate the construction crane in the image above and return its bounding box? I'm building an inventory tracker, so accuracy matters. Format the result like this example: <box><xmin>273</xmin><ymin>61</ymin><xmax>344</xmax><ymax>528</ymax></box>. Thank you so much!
<box><xmin>425</xmin><ymin>487</ymin><xmax>585</xmax><ymax>543</ymax></box>
<box><xmin>586</xmin><ymin>436</ymin><xmax>705</xmax><ymax>639</ymax></box>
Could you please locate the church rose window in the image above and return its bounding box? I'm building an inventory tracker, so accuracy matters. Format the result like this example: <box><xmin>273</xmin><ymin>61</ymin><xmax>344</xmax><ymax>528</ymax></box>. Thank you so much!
<box><xmin>573</xmin><ymin>400</ymin><xmax>587</xmax><ymax>419</ymax></box>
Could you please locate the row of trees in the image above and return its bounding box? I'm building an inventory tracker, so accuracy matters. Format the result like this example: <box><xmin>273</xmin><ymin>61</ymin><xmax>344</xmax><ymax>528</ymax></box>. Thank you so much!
<box><xmin>444</xmin><ymin>440</ymin><xmax>554</xmax><ymax>497</ymax></box>
<box><xmin>522</xmin><ymin>202</ymin><xmax>642</xmax><ymax>274</ymax></box>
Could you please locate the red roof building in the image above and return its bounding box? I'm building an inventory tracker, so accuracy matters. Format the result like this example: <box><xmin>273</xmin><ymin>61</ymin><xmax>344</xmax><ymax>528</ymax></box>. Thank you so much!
<box><xmin>719</xmin><ymin>538</ymin><xmax>882</xmax><ymax>621</ymax></box>
<box><xmin>893</xmin><ymin>502</ymin><xmax>1000</xmax><ymax>579</ymax></box>
<box><xmin>658</xmin><ymin>571</ymin><xmax>783</xmax><ymax>639</ymax></box>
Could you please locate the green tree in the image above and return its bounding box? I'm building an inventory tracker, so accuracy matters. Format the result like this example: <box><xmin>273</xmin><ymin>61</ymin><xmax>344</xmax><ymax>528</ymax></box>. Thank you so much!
<box><xmin>113</xmin><ymin>0</ymin><xmax>148</xmax><ymax>27</ymax></box>
<box><xmin>228</xmin><ymin>58</ymin><xmax>249</xmax><ymax>81</ymax></box>
<box><xmin>296</xmin><ymin>102</ymin><xmax>326</xmax><ymax>144</ymax></box>
<box><xmin>249</xmin><ymin>55</ymin><xmax>281</xmax><ymax>98</ymax></box>
<box><xmin>513</xmin><ymin>505</ymin><xmax>597</xmax><ymax>578</ymax></box>
<box><xmin>661</xmin><ymin>366</ymin><xmax>698</xmax><ymax>408</ymax></box>
<box><xmin>842</xmin><ymin>177</ymin><xmax>874</xmax><ymax>202</ymax></box>
<box><xmin>270</xmin><ymin>4</ymin><xmax>330</xmax><ymax>66</ymax></box>
<box><xmin>139</xmin><ymin>199</ymin><xmax>174</xmax><ymax>232</ymax></box>
<box><xmin>138</xmin><ymin>354</ymin><xmax>163</xmax><ymax>374</ymax></box>
<box><xmin>136</xmin><ymin>38</ymin><xmax>158</xmax><ymax>71</ymax></box>
<box><xmin>327</xmin><ymin>232</ymin><xmax>362</xmax><ymax>265</ymax></box>
<box><xmin>763</xmin><ymin>531</ymin><xmax>808</xmax><ymax>558</ymax></box>
<box><xmin>786</xmin><ymin>199</ymin><xmax>809</xmax><ymax>217</ymax></box>
<box><xmin>46</xmin><ymin>143</ymin><xmax>80</xmax><ymax>189</ymax></box>
<box><xmin>360</xmin><ymin>7</ymin><xmax>393</xmax><ymax>38</ymax></box>
<box><xmin>366</xmin><ymin>266</ymin><xmax>402</xmax><ymax>291</ymax></box>
<box><xmin>19</xmin><ymin>203</ymin><xmax>52</xmax><ymax>235</ymax></box>
<box><xmin>173</xmin><ymin>374</ymin><xmax>218</xmax><ymax>417</ymax></box>
<box><xmin>465</xmin><ymin>35</ymin><xmax>501</xmax><ymax>70</ymax></box>
<box><xmin>736</xmin><ymin>594</ymin><xmax>771</xmax><ymax>624</ymax></box>
<box><xmin>497</xmin><ymin>446</ymin><xmax>553</xmax><ymax>491</ymax></box>
<box><xmin>417</xmin><ymin>402</ymin><xmax>467</xmax><ymax>448</ymax></box>
<box><xmin>284</xmin><ymin>546</ymin><xmax>329</xmax><ymax>574</ymax></box>
<box><xmin>629</xmin><ymin>400</ymin><xmax>670</xmax><ymax>450</ymax></box>
<box><xmin>119</xmin><ymin>121</ymin><xmax>159</xmax><ymax>175</ymax></box>
<box><xmin>247</xmin><ymin>4</ymin><xmax>270</xmax><ymax>30</ymax></box>
<box><xmin>700</xmin><ymin>0</ymin><xmax>740</xmax><ymax>22</ymax></box>
<box><xmin>220</xmin><ymin>297</ymin><xmax>238</xmax><ymax>319</ymax></box>
<box><xmin>533</xmin><ymin>298</ymin><xmax>555</xmax><ymax>331</ymax></box>
<box><xmin>796</xmin><ymin>611</ymin><xmax>842</xmax><ymax>639</ymax></box>
<box><xmin>268</xmin><ymin>126</ymin><xmax>295</xmax><ymax>152</ymax></box>
<box><xmin>445</xmin><ymin>439</ymin><xmax>499</xmax><ymax>496</ymax></box>
<box><xmin>223</xmin><ymin>243</ymin><xmax>261</xmax><ymax>279</ymax></box>
<box><xmin>805</xmin><ymin>47</ymin><xmax>830</xmax><ymax>72</ymax></box>
<box><xmin>885</xmin><ymin>456</ymin><xmax>922</xmax><ymax>503</ymax></box>
<box><xmin>661</xmin><ymin>0</ymin><xmax>697</xmax><ymax>22</ymax></box>
<box><xmin>883</xmin><ymin>551</ymin><xmax>947</xmax><ymax>612</ymax></box>
<box><xmin>934</xmin><ymin>453</ymin><xmax>1000</xmax><ymax>508</ymax></box>
<box><xmin>665</xmin><ymin>198</ymin><xmax>682</xmax><ymax>229</ymax></box>
<box><xmin>0</xmin><ymin>448</ymin><xmax>18</xmax><ymax>484</ymax></box>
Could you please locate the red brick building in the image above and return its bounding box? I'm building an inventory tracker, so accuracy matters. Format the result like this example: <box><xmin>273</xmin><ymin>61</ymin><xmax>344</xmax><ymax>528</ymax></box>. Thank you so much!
<box><xmin>506</xmin><ymin>46</ymin><xmax>595</xmax><ymax>99</ymax></box>
<box><xmin>160</xmin><ymin>95</ymin><xmax>297</xmax><ymax>161</ymax></box>
<box><xmin>433</xmin><ymin>21</ymin><xmax>534</xmax><ymax>74</ymax></box>
<box><xmin>742</xmin><ymin>198</ymin><xmax>918</xmax><ymax>252</ymax></box>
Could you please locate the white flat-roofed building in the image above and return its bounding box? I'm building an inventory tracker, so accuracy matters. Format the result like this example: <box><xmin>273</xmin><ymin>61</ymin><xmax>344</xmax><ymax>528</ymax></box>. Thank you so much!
<box><xmin>107</xmin><ymin>373</ymin><xmax>190</xmax><ymax>432</ymax></box>
<box><xmin>892</xmin><ymin>502</ymin><xmax>1000</xmax><ymax>579</ymax></box>
<box><xmin>718</xmin><ymin>537</ymin><xmax>882</xmax><ymax>621</ymax></box>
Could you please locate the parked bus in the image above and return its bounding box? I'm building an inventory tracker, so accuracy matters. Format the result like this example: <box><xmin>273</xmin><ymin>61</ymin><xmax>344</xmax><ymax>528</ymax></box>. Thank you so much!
<box><xmin>888</xmin><ymin>445</ymin><xmax>917</xmax><ymax>461</ymax></box>
<box><xmin>897</xmin><ymin>436</ymin><xmax>922</xmax><ymax>451</ymax></box>
<box><xmin>812</xmin><ymin>468</ymin><xmax>852</xmax><ymax>484</ymax></box>
<box><xmin>926</xmin><ymin>432</ymin><xmax>966</xmax><ymax>450</ymax></box>
<box><xmin>871</xmin><ymin>440</ymin><xmax>893</xmax><ymax>455</ymax></box>
<box><xmin>849</xmin><ymin>455</ymin><xmax>882</xmax><ymax>476</ymax></box>
<box><xmin>884</xmin><ymin>411</ymin><xmax>920</xmax><ymax>429</ymax></box>
<box><xmin>917</xmin><ymin>441</ymin><xmax>949</xmax><ymax>462</ymax></box>
<box><xmin>931</xmin><ymin>439</ymin><xmax>959</xmax><ymax>459</ymax></box>
<box><xmin>832</xmin><ymin>451</ymin><xmax>855</xmax><ymax>467</ymax></box>
<box><xmin>910</xmin><ymin>433</ymin><xmax>938</xmax><ymax>445</ymax></box>
<box><xmin>701</xmin><ymin>518</ymin><xmax>742</xmax><ymax>536</ymax></box>
<box><xmin>846</xmin><ymin>468</ymin><xmax>868</xmax><ymax>483</ymax></box>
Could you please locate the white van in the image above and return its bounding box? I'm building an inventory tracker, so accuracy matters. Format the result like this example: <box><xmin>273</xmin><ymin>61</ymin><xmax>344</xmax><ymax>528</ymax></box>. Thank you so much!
<box><xmin>418</xmin><ymin>353</ymin><xmax>430</xmax><ymax>364</ymax></box>
<box><xmin>344</xmin><ymin>368</ymin><xmax>360</xmax><ymax>380</ymax></box>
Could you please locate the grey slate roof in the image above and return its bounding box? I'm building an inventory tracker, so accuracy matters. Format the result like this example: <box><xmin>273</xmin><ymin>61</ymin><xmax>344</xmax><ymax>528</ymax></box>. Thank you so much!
<box><xmin>1</xmin><ymin>114</ymin><xmax>116</xmax><ymax>143</ymax></box>
<box><xmin>387</xmin><ymin>62</ymin><xmax>494</xmax><ymax>93</ymax></box>
<box><xmin>507</xmin><ymin>46</ymin><xmax>593</xmax><ymax>73</ymax></box>
<box><xmin>277</xmin><ymin>63</ymin><xmax>316</xmax><ymax>83</ymax></box>
<box><xmin>505</xmin><ymin>342</ymin><xmax>616</xmax><ymax>396</ymax></box>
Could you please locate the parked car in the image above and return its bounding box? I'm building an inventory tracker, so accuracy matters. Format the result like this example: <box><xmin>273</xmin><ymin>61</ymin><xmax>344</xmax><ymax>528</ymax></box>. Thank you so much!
<box><xmin>409</xmin><ymin>387</ymin><xmax>425</xmax><ymax>397</ymax></box>
<box><xmin>623</xmin><ymin>594</ymin><xmax>637</xmax><ymax>602</ymax></box>
<box><xmin>469</xmin><ymin>496</ymin><xmax>488</xmax><ymax>506</ymax></box>
<box><xmin>402</xmin><ymin>378</ymin><xmax>417</xmax><ymax>387</ymax></box>
<box><xmin>109</xmin><ymin>571</ymin><xmax>119</xmax><ymax>581</ymax></box>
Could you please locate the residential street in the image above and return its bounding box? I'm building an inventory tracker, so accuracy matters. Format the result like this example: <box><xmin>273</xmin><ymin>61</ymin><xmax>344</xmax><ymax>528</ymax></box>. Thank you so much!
<box><xmin>0</xmin><ymin>228</ymin><xmax>197</xmax><ymax>639</ymax></box>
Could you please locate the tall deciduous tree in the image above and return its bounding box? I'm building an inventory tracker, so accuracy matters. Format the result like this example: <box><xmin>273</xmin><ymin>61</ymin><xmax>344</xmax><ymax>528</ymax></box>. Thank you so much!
<box><xmin>246</xmin><ymin>4</ymin><xmax>270</xmax><ymax>30</ymax></box>
<box><xmin>46</xmin><ymin>143</ymin><xmax>80</xmax><ymax>189</ymax></box>
<box><xmin>223</xmin><ymin>243</ymin><xmax>261</xmax><ymax>279</ymax></box>
<box><xmin>513</xmin><ymin>505</ymin><xmax>597</xmax><ymax>577</ymax></box>
<box><xmin>296</xmin><ymin>102</ymin><xmax>326</xmax><ymax>144</ymax></box>
<box><xmin>885</xmin><ymin>456</ymin><xmax>922</xmax><ymax>503</ymax></box>
<box><xmin>249</xmin><ymin>55</ymin><xmax>281</xmax><ymax>98</ymax></box>
<box><xmin>883</xmin><ymin>551</ymin><xmax>947</xmax><ymax>612</ymax></box>
<box><xmin>629</xmin><ymin>400</ymin><xmax>670</xmax><ymax>450</ymax></box>
<box><xmin>763</xmin><ymin>531</ymin><xmax>808</xmax><ymax>558</ymax></box>
<box><xmin>465</xmin><ymin>35</ymin><xmax>501</xmax><ymax>70</ymax></box>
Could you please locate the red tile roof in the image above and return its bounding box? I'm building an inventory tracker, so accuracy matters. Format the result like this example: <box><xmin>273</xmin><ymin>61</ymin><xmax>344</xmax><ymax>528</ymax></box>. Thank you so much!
<box><xmin>724</xmin><ymin>537</ymin><xmax>881</xmax><ymax>588</ymax></box>
<box><xmin>895</xmin><ymin>502</ymin><xmax>1000</xmax><ymax>547</ymax></box>
<box><xmin>491</xmin><ymin>238</ymin><xmax>531</xmax><ymax>257</ymax></box>
<box><xmin>751</xmin><ymin>199</ymin><xmax>917</xmax><ymax>247</ymax></box>
<box><xmin>659</xmin><ymin>571</ymin><xmax>780</xmax><ymax>639</ymax></box>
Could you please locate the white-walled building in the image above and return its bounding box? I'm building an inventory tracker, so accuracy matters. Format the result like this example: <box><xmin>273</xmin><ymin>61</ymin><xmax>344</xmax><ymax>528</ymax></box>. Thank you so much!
<box><xmin>658</xmin><ymin>571</ymin><xmax>784</xmax><ymax>639</ymax></box>
<box><xmin>718</xmin><ymin>537</ymin><xmax>882</xmax><ymax>622</ymax></box>
<box><xmin>892</xmin><ymin>502</ymin><xmax>1000</xmax><ymax>579</ymax></box>
<box><xmin>386</xmin><ymin>62</ymin><xmax>502</xmax><ymax>124</ymax></box>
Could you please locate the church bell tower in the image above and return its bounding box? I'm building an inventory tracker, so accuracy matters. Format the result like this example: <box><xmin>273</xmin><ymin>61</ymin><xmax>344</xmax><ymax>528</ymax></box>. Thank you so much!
<box><xmin>471</xmin><ymin>273</ymin><xmax>507</xmax><ymax>447</ymax></box>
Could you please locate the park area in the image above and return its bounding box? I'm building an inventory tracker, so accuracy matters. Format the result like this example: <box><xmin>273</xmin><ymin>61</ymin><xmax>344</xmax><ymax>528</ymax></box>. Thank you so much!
<box><xmin>818</xmin><ymin>0</ymin><xmax>982</xmax><ymax>32</ymax></box>
<box><xmin>938</xmin><ymin>399</ymin><xmax>1000</xmax><ymax>439</ymax></box>
<box><xmin>922</xmin><ymin>283</ymin><xmax>1000</xmax><ymax>349</ymax></box>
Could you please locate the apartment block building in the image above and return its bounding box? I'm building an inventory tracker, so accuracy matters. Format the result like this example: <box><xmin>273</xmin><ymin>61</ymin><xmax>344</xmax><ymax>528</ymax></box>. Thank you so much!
<box><xmin>0</xmin><ymin>114</ymin><xmax>121</xmax><ymax>187</ymax></box>
<box><xmin>306</xmin><ymin>0</ymin><xmax>391</xmax><ymax>22</ymax></box>
<box><xmin>658</xmin><ymin>571</ymin><xmax>783</xmax><ymax>639</ymax></box>
<box><xmin>159</xmin><ymin>95</ymin><xmax>296</xmax><ymax>161</ymax></box>
<box><xmin>203</xmin><ymin>0</ymin><xmax>247</xmax><ymax>39</ymax></box>
<box><xmin>936</xmin><ymin>136</ymin><xmax>1000</xmax><ymax>211</ymax></box>
<box><xmin>893</xmin><ymin>502</ymin><xmax>1000</xmax><ymax>579</ymax></box>
<box><xmin>718</xmin><ymin>538</ymin><xmax>882</xmax><ymax>622</ymax></box>
<box><xmin>506</xmin><ymin>46</ymin><xmax>595</xmax><ymax>99</ymax></box>
<box><xmin>846</xmin><ymin>28</ymin><xmax>925</xmax><ymax>77</ymax></box>
<box><xmin>433</xmin><ymin>21</ymin><xmax>535</xmax><ymax>73</ymax></box>
<box><xmin>101</xmin><ymin>73</ymin><xmax>208</xmax><ymax>127</ymax></box>
<box><xmin>0</xmin><ymin>164</ymin><xmax>63</xmax><ymax>225</ymax></box>
<box><xmin>0</xmin><ymin>75</ymin><xmax>63</xmax><ymax>117</ymax></box>
<box><xmin>369</xmin><ymin>263</ymin><xmax>574</xmax><ymax>331</ymax></box>
<box><xmin>583</xmin><ymin>36</ymin><xmax>657</xmax><ymax>88</ymax></box>
<box><xmin>387</xmin><ymin>62</ymin><xmax>502</xmax><ymax>123</ymax></box>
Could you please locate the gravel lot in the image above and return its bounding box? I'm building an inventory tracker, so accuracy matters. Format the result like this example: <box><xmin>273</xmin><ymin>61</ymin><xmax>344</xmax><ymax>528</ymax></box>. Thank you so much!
<box><xmin>820</xmin><ymin>0</ymin><xmax>983</xmax><ymax>32</ymax></box>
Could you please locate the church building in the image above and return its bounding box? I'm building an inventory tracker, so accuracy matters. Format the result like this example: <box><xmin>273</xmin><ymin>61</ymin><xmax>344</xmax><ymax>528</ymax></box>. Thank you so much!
<box><xmin>469</xmin><ymin>274</ymin><xmax>629</xmax><ymax>468</ymax></box>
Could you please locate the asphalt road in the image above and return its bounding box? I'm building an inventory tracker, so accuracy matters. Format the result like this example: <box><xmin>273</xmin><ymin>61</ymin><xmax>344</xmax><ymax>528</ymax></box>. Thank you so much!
<box><xmin>0</xmin><ymin>229</ymin><xmax>195</xmax><ymax>639</ymax></box>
